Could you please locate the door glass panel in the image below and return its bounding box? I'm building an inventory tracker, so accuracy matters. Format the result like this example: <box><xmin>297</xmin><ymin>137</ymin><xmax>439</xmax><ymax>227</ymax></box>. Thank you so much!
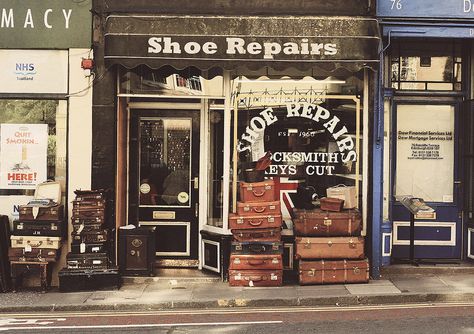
<box><xmin>207</xmin><ymin>108</ymin><xmax>224</xmax><ymax>228</ymax></box>
<box><xmin>395</xmin><ymin>105</ymin><xmax>455</xmax><ymax>202</ymax></box>
<box><xmin>139</xmin><ymin>118</ymin><xmax>191</xmax><ymax>207</ymax></box>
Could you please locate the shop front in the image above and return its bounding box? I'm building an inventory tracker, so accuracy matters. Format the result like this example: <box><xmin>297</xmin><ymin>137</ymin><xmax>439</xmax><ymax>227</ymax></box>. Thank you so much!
<box><xmin>93</xmin><ymin>1</ymin><xmax>381</xmax><ymax>279</ymax></box>
<box><xmin>377</xmin><ymin>0</ymin><xmax>474</xmax><ymax>264</ymax></box>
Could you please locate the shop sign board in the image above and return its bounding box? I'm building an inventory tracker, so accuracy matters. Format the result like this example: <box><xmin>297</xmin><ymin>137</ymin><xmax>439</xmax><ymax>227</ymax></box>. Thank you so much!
<box><xmin>0</xmin><ymin>124</ymin><xmax>48</xmax><ymax>190</ymax></box>
<box><xmin>0</xmin><ymin>50</ymin><xmax>68</xmax><ymax>94</ymax></box>
<box><xmin>378</xmin><ymin>0</ymin><xmax>474</xmax><ymax>19</ymax></box>
<box><xmin>0</xmin><ymin>0</ymin><xmax>91</xmax><ymax>49</ymax></box>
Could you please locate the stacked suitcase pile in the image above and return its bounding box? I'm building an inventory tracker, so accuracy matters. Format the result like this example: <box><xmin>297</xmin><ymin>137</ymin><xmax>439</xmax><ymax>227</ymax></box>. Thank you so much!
<box><xmin>8</xmin><ymin>182</ymin><xmax>65</xmax><ymax>290</ymax></box>
<box><xmin>58</xmin><ymin>189</ymin><xmax>120</xmax><ymax>292</ymax></box>
<box><xmin>294</xmin><ymin>198</ymin><xmax>369</xmax><ymax>285</ymax></box>
<box><xmin>228</xmin><ymin>179</ymin><xmax>284</xmax><ymax>287</ymax></box>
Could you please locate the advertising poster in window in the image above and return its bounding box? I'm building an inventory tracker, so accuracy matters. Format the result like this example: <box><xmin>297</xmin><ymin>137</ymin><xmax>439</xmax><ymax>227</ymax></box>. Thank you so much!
<box><xmin>0</xmin><ymin>124</ymin><xmax>48</xmax><ymax>189</ymax></box>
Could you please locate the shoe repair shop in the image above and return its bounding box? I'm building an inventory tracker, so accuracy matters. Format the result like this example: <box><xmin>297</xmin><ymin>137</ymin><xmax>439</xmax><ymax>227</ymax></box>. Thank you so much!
<box><xmin>378</xmin><ymin>0</ymin><xmax>474</xmax><ymax>263</ymax></box>
<box><xmin>92</xmin><ymin>0</ymin><xmax>381</xmax><ymax>279</ymax></box>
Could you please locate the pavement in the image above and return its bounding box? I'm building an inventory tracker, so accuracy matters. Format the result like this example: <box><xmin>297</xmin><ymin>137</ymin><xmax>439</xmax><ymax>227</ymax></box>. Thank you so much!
<box><xmin>1</xmin><ymin>264</ymin><xmax>474</xmax><ymax>313</ymax></box>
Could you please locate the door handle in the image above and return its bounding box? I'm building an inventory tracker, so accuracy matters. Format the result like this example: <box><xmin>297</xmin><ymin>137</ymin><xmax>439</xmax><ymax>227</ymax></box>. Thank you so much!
<box><xmin>454</xmin><ymin>181</ymin><xmax>461</xmax><ymax>185</ymax></box>
<box><xmin>193</xmin><ymin>177</ymin><xmax>199</xmax><ymax>189</ymax></box>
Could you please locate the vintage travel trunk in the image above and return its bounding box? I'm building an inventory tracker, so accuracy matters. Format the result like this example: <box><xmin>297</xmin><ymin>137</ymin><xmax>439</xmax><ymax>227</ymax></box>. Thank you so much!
<box><xmin>8</xmin><ymin>247</ymin><xmax>59</xmax><ymax>262</ymax></box>
<box><xmin>295</xmin><ymin>237</ymin><xmax>365</xmax><ymax>260</ymax></box>
<box><xmin>229</xmin><ymin>214</ymin><xmax>282</xmax><ymax>230</ymax></box>
<box><xmin>74</xmin><ymin>189</ymin><xmax>108</xmax><ymax>201</ymax></box>
<box><xmin>13</xmin><ymin>220</ymin><xmax>64</xmax><ymax>237</ymax></box>
<box><xmin>298</xmin><ymin>259</ymin><xmax>369</xmax><ymax>285</ymax></box>
<box><xmin>58</xmin><ymin>268</ymin><xmax>121</xmax><ymax>292</ymax></box>
<box><xmin>319</xmin><ymin>197</ymin><xmax>344</xmax><ymax>212</ymax></box>
<box><xmin>70</xmin><ymin>242</ymin><xmax>107</xmax><ymax>254</ymax></box>
<box><xmin>236</xmin><ymin>200</ymin><xmax>281</xmax><ymax>216</ymax></box>
<box><xmin>72</xmin><ymin>230</ymin><xmax>109</xmax><ymax>244</ymax></box>
<box><xmin>72</xmin><ymin>199</ymin><xmax>106</xmax><ymax>209</ymax></box>
<box><xmin>293</xmin><ymin>209</ymin><xmax>362</xmax><ymax>236</ymax></box>
<box><xmin>66</xmin><ymin>252</ymin><xmax>109</xmax><ymax>270</ymax></box>
<box><xmin>239</xmin><ymin>180</ymin><xmax>276</xmax><ymax>202</ymax></box>
<box><xmin>71</xmin><ymin>223</ymin><xmax>103</xmax><ymax>234</ymax></box>
<box><xmin>10</xmin><ymin>236</ymin><xmax>62</xmax><ymax>250</ymax></box>
<box><xmin>231</xmin><ymin>227</ymin><xmax>281</xmax><ymax>242</ymax></box>
<box><xmin>19</xmin><ymin>204</ymin><xmax>64</xmax><ymax>222</ymax></box>
<box><xmin>228</xmin><ymin>269</ymin><xmax>283</xmax><ymax>287</ymax></box>
<box><xmin>231</xmin><ymin>241</ymin><xmax>283</xmax><ymax>255</ymax></box>
<box><xmin>71</xmin><ymin>216</ymin><xmax>105</xmax><ymax>225</ymax></box>
<box><xmin>229</xmin><ymin>254</ymin><xmax>283</xmax><ymax>270</ymax></box>
<box><xmin>72</xmin><ymin>207</ymin><xmax>106</xmax><ymax>220</ymax></box>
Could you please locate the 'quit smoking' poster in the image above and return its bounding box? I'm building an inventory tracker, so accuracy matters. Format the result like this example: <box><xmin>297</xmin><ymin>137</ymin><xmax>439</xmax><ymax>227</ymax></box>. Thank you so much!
<box><xmin>0</xmin><ymin>124</ymin><xmax>48</xmax><ymax>189</ymax></box>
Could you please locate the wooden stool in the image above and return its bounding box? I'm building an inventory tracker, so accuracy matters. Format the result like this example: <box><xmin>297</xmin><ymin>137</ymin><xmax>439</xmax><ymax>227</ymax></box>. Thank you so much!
<box><xmin>10</xmin><ymin>261</ymin><xmax>52</xmax><ymax>292</ymax></box>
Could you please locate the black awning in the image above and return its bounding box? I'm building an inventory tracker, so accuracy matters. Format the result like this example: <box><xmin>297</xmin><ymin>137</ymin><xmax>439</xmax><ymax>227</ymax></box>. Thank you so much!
<box><xmin>104</xmin><ymin>15</ymin><xmax>380</xmax><ymax>75</ymax></box>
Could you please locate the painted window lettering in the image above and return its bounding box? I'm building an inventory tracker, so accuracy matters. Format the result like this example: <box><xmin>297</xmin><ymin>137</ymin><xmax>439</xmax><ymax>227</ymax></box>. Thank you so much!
<box><xmin>465</xmin><ymin>0</ymin><xmax>474</xmax><ymax>12</ymax></box>
<box><xmin>0</xmin><ymin>8</ymin><xmax>72</xmax><ymax>29</ymax></box>
<box><xmin>390</xmin><ymin>0</ymin><xmax>403</xmax><ymax>10</ymax></box>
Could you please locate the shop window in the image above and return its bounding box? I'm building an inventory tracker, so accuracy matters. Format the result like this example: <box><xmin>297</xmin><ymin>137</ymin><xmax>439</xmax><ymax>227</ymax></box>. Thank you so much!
<box><xmin>390</xmin><ymin>40</ymin><xmax>462</xmax><ymax>92</ymax></box>
<box><xmin>0</xmin><ymin>99</ymin><xmax>67</xmax><ymax>200</ymax></box>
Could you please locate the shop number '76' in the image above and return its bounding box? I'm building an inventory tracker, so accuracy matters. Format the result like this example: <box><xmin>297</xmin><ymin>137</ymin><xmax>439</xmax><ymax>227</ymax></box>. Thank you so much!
<box><xmin>391</xmin><ymin>0</ymin><xmax>403</xmax><ymax>10</ymax></box>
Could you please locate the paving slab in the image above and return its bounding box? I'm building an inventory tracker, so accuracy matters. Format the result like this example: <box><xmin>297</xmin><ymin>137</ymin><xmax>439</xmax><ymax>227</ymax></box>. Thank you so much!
<box><xmin>389</xmin><ymin>275</ymin><xmax>453</xmax><ymax>293</ymax></box>
<box><xmin>345</xmin><ymin>280</ymin><xmax>401</xmax><ymax>295</ymax></box>
<box><xmin>436</xmin><ymin>274</ymin><xmax>474</xmax><ymax>293</ymax></box>
<box><xmin>296</xmin><ymin>284</ymin><xmax>349</xmax><ymax>298</ymax></box>
<box><xmin>241</xmin><ymin>286</ymin><xmax>297</xmax><ymax>300</ymax></box>
<box><xmin>140</xmin><ymin>284</ymin><xmax>194</xmax><ymax>302</ymax></box>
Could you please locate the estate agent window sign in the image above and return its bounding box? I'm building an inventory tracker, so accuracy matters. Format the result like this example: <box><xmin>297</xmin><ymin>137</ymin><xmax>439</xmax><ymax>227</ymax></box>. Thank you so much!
<box><xmin>232</xmin><ymin>93</ymin><xmax>361</xmax><ymax>213</ymax></box>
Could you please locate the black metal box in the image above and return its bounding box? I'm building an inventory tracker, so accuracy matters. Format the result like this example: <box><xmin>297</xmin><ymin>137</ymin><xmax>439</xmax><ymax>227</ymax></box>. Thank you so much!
<box><xmin>118</xmin><ymin>227</ymin><xmax>155</xmax><ymax>276</ymax></box>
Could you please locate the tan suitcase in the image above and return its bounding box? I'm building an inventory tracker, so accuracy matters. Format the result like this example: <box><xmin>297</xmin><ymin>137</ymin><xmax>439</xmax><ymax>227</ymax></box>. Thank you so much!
<box><xmin>298</xmin><ymin>259</ymin><xmax>369</xmax><ymax>285</ymax></box>
<box><xmin>10</xmin><ymin>236</ymin><xmax>62</xmax><ymax>250</ymax></box>
<box><xmin>229</xmin><ymin>269</ymin><xmax>283</xmax><ymax>287</ymax></box>
<box><xmin>239</xmin><ymin>180</ymin><xmax>276</xmax><ymax>203</ymax></box>
<box><xmin>295</xmin><ymin>237</ymin><xmax>365</xmax><ymax>260</ymax></box>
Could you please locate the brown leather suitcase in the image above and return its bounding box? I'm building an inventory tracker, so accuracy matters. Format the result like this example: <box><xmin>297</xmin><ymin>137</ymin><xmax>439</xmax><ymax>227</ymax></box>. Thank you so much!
<box><xmin>13</xmin><ymin>220</ymin><xmax>64</xmax><ymax>237</ymax></box>
<box><xmin>298</xmin><ymin>259</ymin><xmax>369</xmax><ymax>285</ymax></box>
<box><xmin>231</xmin><ymin>241</ymin><xmax>283</xmax><ymax>255</ymax></box>
<box><xmin>232</xmin><ymin>228</ymin><xmax>281</xmax><ymax>242</ymax></box>
<box><xmin>319</xmin><ymin>197</ymin><xmax>344</xmax><ymax>212</ymax></box>
<box><xmin>19</xmin><ymin>204</ymin><xmax>64</xmax><ymax>221</ymax></box>
<box><xmin>229</xmin><ymin>254</ymin><xmax>283</xmax><ymax>270</ymax></box>
<box><xmin>229</xmin><ymin>269</ymin><xmax>283</xmax><ymax>287</ymax></box>
<box><xmin>72</xmin><ymin>223</ymin><xmax>103</xmax><ymax>234</ymax></box>
<box><xmin>239</xmin><ymin>180</ymin><xmax>276</xmax><ymax>203</ymax></box>
<box><xmin>72</xmin><ymin>216</ymin><xmax>105</xmax><ymax>225</ymax></box>
<box><xmin>72</xmin><ymin>199</ymin><xmax>105</xmax><ymax>208</ymax></box>
<box><xmin>236</xmin><ymin>200</ymin><xmax>281</xmax><ymax>216</ymax></box>
<box><xmin>8</xmin><ymin>247</ymin><xmax>59</xmax><ymax>262</ymax></box>
<box><xmin>229</xmin><ymin>214</ymin><xmax>282</xmax><ymax>230</ymax></box>
<box><xmin>293</xmin><ymin>209</ymin><xmax>362</xmax><ymax>236</ymax></box>
<box><xmin>295</xmin><ymin>237</ymin><xmax>365</xmax><ymax>260</ymax></box>
<box><xmin>72</xmin><ymin>230</ymin><xmax>109</xmax><ymax>244</ymax></box>
<box><xmin>72</xmin><ymin>207</ymin><xmax>105</xmax><ymax>220</ymax></box>
<box><xmin>74</xmin><ymin>189</ymin><xmax>108</xmax><ymax>201</ymax></box>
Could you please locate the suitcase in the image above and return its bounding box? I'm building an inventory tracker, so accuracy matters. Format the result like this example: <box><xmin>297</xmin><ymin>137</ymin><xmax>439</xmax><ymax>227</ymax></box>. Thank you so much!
<box><xmin>232</xmin><ymin>228</ymin><xmax>281</xmax><ymax>242</ymax></box>
<box><xmin>295</xmin><ymin>237</ymin><xmax>365</xmax><ymax>260</ymax></box>
<box><xmin>58</xmin><ymin>268</ymin><xmax>121</xmax><ymax>292</ymax></box>
<box><xmin>319</xmin><ymin>197</ymin><xmax>344</xmax><ymax>212</ymax></box>
<box><xmin>239</xmin><ymin>180</ymin><xmax>276</xmax><ymax>202</ymax></box>
<box><xmin>10</xmin><ymin>236</ymin><xmax>62</xmax><ymax>250</ymax></box>
<box><xmin>236</xmin><ymin>201</ymin><xmax>281</xmax><ymax>216</ymax></box>
<box><xmin>72</xmin><ymin>223</ymin><xmax>103</xmax><ymax>234</ymax></box>
<box><xmin>8</xmin><ymin>247</ymin><xmax>59</xmax><ymax>262</ymax></box>
<box><xmin>66</xmin><ymin>252</ymin><xmax>109</xmax><ymax>270</ymax></box>
<box><xmin>293</xmin><ymin>209</ymin><xmax>362</xmax><ymax>236</ymax></box>
<box><xmin>71</xmin><ymin>242</ymin><xmax>107</xmax><ymax>254</ymax></box>
<box><xmin>19</xmin><ymin>204</ymin><xmax>64</xmax><ymax>222</ymax></box>
<box><xmin>72</xmin><ymin>207</ymin><xmax>105</xmax><ymax>220</ymax></box>
<box><xmin>71</xmin><ymin>216</ymin><xmax>105</xmax><ymax>225</ymax></box>
<box><xmin>72</xmin><ymin>199</ymin><xmax>105</xmax><ymax>208</ymax></box>
<box><xmin>74</xmin><ymin>189</ymin><xmax>108</xmax><ymax>201</ymax></box>
<box><xmin>229</xmin><ymin>214</ymin><xmax>282</xmax><ymax>230</ymax></box>
<box><xmin>229</xmin><ymin>269</ymin><xmax>283</xmax><ymax>287</ymax></box>
<box><xmin>13</xmin><ymin>220</ymin><xmax>64</xmax><ymax>237</ymax></box>
<box><xmin>231</xmin><ymin>241</ymin><xmax>283</xmax><ymax>255</ymax></box>
<box><xmin>229</xmin><ymin>254</ymin><xmax>283</xmax><ymax>270</ymax></box>
<box><xmin>72</xmin><ymin>230</ymin><xmax>109</xmax><ymax>243</ymax></box>
<box><xmin>298</xmin><ymin>259</ymin><xmax>369</xmax><ymax>285</ymax></box>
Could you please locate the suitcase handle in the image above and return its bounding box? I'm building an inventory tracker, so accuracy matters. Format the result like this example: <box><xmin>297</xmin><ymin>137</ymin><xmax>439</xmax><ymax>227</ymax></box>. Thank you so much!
<box><xmin>27</xmin><ymin>241</ymin><xmax>43</xmax><ymax>247</ymax></box>
<box><xmin>248</xmin><ymin>259</ymin><xmax>266</xmax><ymax>265</ymax></box>
<box><xmin>249</xmin><ymin>219</ymin><xmax>263</xmax><ymax>227</ymax></box>
<box><xmin>245</xmin><ymin>275</ymin><xmax>265</xmax><ymax>282</ymax></box>
<box><xmin>249</xmin><ymin>245</ymin><xmax>266</xmax><ymax>253</ymax></box>
<box><xmin>252</xmin><ymin>189</ymin><xmax>266</xmax><ymax>197</ymax></box>
<box><xmin>253</xmin><ymin>207</ymin><xmax>266</xmax><ymax>213</ymax></box>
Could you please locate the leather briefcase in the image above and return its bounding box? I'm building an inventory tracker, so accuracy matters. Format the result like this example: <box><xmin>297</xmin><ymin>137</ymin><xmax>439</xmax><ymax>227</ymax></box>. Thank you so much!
<box><xmin>293</xmin><ymin>209</ymin><xmax>361</xmax><ymax>237</ymax></box>
<box><xmin>74</xmin><ymin>189</ymin><xmax>108</xmax><ymax>201</ymax></box>
<box><xmin>72</xmin><ymin>207</ymin><xmax>105</xmax><ymax>220</ymax></box>
<box><xmin>229</xmin><ymin>269</ymin><xmax>283</xmax><ymax>287</ymax></box>
<box><xmin>10</xmin><ymin>236</ymin><xmax>62</xmax><ymax>250</ymax></box>
<box><xmin>231</xmin><ymin>241</ymin><xmax>283</xmax><ymax>255</ymax></box>
<box><xmin>319</xmin><ymin>197</ymin><xmax>344</xmax><ymax>212</ymax></box>
<box><xmin>71</xmin><ymin>242</ymin><xmax>108</xmax><ymax>254</ymax></box>
<box><xmin>229</xmin><ymin>214</ymin><xmax>282</xmax><ymax>230</ymax></box>
<box><xmin>298</xmin><ymin>259</ymin><xmax>369</xmax><ymax>285</ymax></box>
<box><xmin>13</xmin><ymin>220</ymin><xmax>64</xmax><ymax>237</ymax></box>
<box><xmin>66</xmin><ymin>252</ymin><xmax>109</xmax><ymax>270</ymax></box>
<box><xmin>229</xmin><ymin>254</ymin><xmax>283</xmax><ymax>271</ymax></box>
<box><xmin>72</xmin><ymin>216</ymin><xmax>105</xmax><ymax>225</ymax></box>
<box><xmin>231</xmin><ymin>228</ymin><xmax>281</xmax><ymax>242</ymax></box>
<box><xmin>239</xmin><ymin>180</ymin><xmax>276</xmax><ymax>203</ymax></box>
<box><xmin>19</xmin><ymin>204</ymin><xmax>64</xmax><ymax>222</ymax></box>
<box><xmin>295</xmin><ymin>237</ymin><xmax>365</xmax><ymax>260</ymax></box>
<box><xmin>236</xmin><ymin>200</ymin><xmax>281</xmax><ymax>216</ymax></box>
<box><xmin>8</xmin><ymin>247</ymin><xmax>59</xmax><ymax>263</ymax></box>
<box><xmin>72</xmin><ymin>230</ymin><xmax>109</xmax><ymax>244</ymax></box>
<box><xmin>73</xmin><ymin>199</ymin><xmax>105</xmax><ymax>209</ymax></box>
<box><xmin>72</xmin><ymin>223</ymin><xmax>103</xmax><ymax>234</ymax></box>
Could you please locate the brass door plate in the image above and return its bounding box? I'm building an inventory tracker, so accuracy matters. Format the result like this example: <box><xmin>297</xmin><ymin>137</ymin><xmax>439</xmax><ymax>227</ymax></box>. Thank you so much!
<box><xmin>153</xmin><ymin>211</ymin><xmax>176</xmax><ymax>220</ymax></box>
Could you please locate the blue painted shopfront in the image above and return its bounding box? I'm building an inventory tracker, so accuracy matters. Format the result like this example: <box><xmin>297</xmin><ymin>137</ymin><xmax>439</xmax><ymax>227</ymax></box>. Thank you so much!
<box><xmin>376</xmin><ymin>0</ymin><xmax>474</xmax><ymax>268</ymax></box>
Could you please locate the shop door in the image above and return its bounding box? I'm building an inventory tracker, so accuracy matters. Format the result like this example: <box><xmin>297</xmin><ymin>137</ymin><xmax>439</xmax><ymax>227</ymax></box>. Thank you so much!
<box><xmin>129</xmin><ymin>109</ymin><xmax>200</xmax><ymax>264</ymax></box>
<box><xmin>391</xmin><ymin>101</ymin><xmax>462</xmax><ymax>260</ymax></box>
